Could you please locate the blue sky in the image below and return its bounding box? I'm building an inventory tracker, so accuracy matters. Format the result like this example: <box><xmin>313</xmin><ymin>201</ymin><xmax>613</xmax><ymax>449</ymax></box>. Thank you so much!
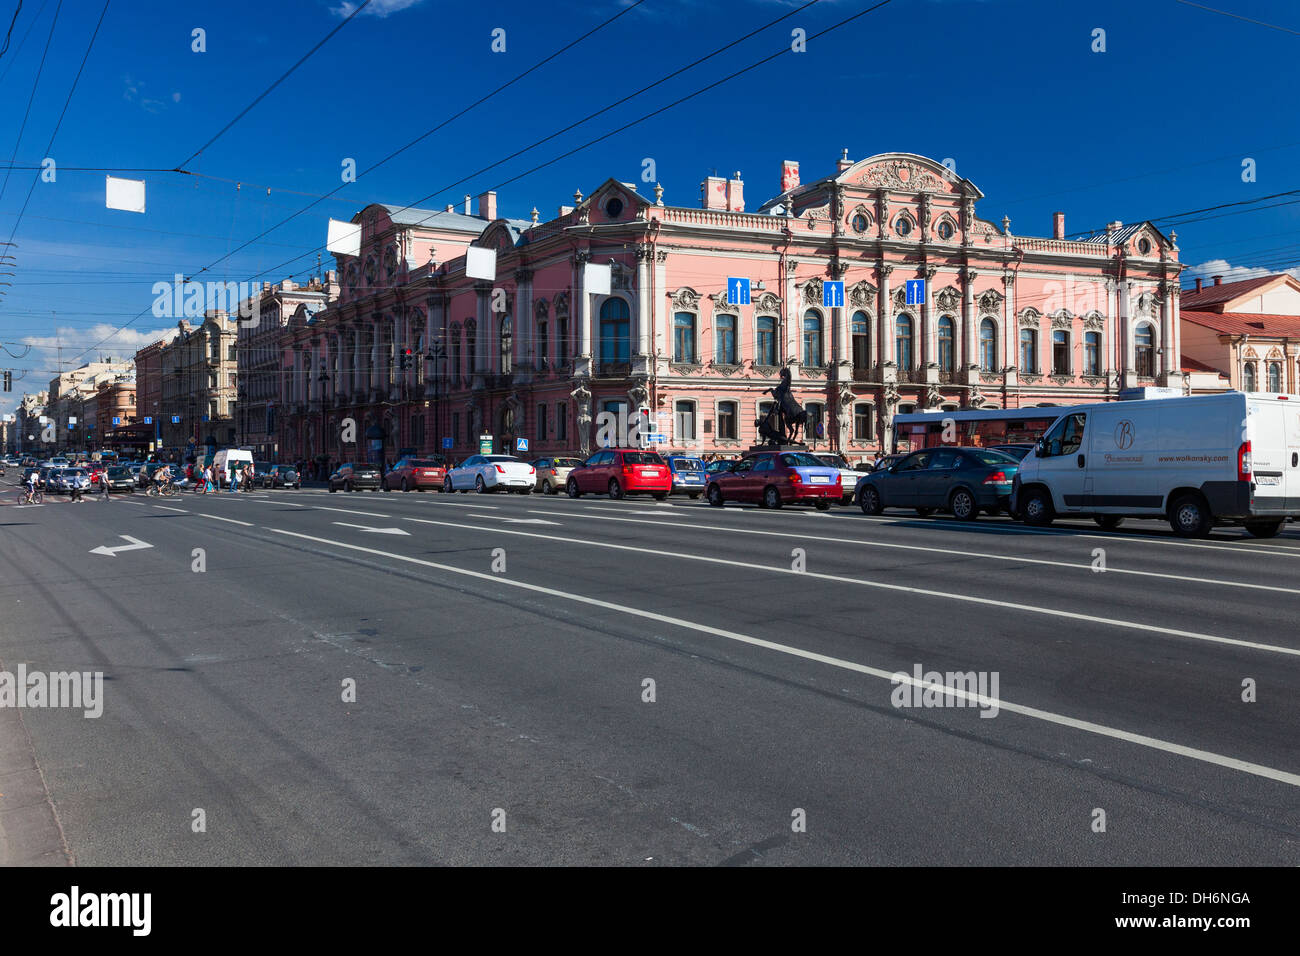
<box><xmin>1</xmin><ymin>0</ymin><xmax>1298</xmax><ymax>414</ymax></box>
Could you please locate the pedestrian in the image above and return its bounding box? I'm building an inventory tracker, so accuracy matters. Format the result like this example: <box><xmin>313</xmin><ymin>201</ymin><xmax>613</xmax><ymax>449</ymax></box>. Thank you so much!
<box><xmin>228</xmin><ymin>464</ymin><xmax>239</xmax><ymax>493</ymax></box>
<box><xmin>100</xmin><ymin>469</ymin><xmax>110</xmax><ymax>500</ymax></box>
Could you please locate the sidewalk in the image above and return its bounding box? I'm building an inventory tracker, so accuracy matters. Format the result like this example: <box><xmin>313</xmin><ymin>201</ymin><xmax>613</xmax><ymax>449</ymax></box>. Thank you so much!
<box><xmin>0</xmin><ymin>679</ymin><xmax>71</xmax><ymax>866</ymax></box>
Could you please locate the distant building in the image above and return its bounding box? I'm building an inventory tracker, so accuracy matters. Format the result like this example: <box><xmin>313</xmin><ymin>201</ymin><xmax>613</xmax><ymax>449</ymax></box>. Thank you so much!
<box><xmin>157</xmin><ymin>313</ymin><xmax>238</xmax><ymax>457</ymax></box>
<box><xmin>1180</xmin><ymin>273</ymin><xmax>1300</xmax><ymax>393</ymax></box>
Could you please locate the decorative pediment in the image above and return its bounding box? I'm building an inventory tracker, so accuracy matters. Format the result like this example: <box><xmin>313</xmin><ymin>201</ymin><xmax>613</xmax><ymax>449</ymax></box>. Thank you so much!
<box><xmin>755</xmin><ymin>291</ymin><xmax>782</xmax><ymax>314</ymax></box>
<box><xmin>977</xmin><ymin>289</ymin><xmax>1004</xmax><ymax>314</ymax></box>
<box><xmin>1135</xmin><ymin>291</ymin><xmax>1157</xmax><ymax>314</ymax></box>
<box><xmin>1082</xmin><ymin>311</ymin><xmax>1104</xmax><ymax>331</ymax></box>
<box><xmin>892</xmin><ymin>287</ymin><xmax>908</xmax><ymax>311</ymax></box>
<box><xmin>935</xmin><ymin>286</ymin><xmax>961</xmax><ymax>311</ymax></box>
<box><xmin>535</xmin><ymin>297</ymin><xmax>549</xmax><ymax>320</ymax></box>
<box><xmin>802</xmin><ymin>277</ymin><xmax>824</xmax><ymax>305</ymax></box>
<box><xmin>1049</xmin><ymin>309</ymin><xmax>1074</xmax><ymax>330</ymax></box>
<box><xmin>1267</xmin><ymin>346</ymin><xmax>1284</xmax><ymax>359</ymax></box>
<box><xmin>1019</xmin><ymin>308</ymin><xmax>1042</xmax><ymax>328</ymax></box>
<box><xmin>857</xmin><ymin>159</ymin><xmax>950</xmax><ymax>194</ymax></box>
<box><xmin>848</xmin><ymin>280</ymin><xmax>877</xmax><ymax>308</ymax></box>
<box><xmin>553</xmin><ymin>291</ymin><xmax>570</xmax><ymax>317</ymax></box>
<box><xmin>710</xmin><ymin>290</ymin><xmax>737</xmax><ymax>313</ymax></box>
<box><xmin>670</xmin><ymin>287</ymin><xmax>700</xmax><ymax>311</ymax></box>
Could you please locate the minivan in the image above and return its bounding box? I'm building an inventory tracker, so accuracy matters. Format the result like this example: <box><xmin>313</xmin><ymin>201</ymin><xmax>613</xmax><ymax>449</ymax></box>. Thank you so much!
<box><xmin>1013</xmin><ymin>391</ymin><xmax>1300</xmax><ymax>538</ymax></box>
<box><xmin>212</xmin><ymin>449</ymin><xmax>254</xmax><ymax>488</ymax></box>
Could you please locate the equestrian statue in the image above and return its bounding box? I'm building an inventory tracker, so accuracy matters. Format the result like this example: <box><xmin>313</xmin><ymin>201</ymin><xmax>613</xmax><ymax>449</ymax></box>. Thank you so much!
<box><xmin>755</xmin><ymin>367</ymin><xmax>808</xmax><ymax>446</ymax></box>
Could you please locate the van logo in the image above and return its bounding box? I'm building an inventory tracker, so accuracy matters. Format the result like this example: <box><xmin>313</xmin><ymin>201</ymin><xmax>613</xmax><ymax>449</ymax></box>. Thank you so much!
<box><xmin>1114</xmin><ymin>420</ymin><xmax>1135</xmax><ymax>449</ymax></box>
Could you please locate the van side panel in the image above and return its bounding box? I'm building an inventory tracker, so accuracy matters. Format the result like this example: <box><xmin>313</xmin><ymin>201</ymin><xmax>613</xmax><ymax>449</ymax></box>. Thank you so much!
<box><xmin>1084</xmin><ymin>402</ymin><xmax>1162</xmax><ymax>511</ymax></box>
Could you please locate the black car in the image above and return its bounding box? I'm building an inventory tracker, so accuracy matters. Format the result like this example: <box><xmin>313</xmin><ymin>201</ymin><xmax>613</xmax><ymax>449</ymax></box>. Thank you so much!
<box><xmin>328</xmin><ymin>463</ymin><xmax>381</xmax><ymax>492</ymax></box>
<box><xmin>263</xmin><ymin>464</ymin><xmax>300</xmax><ymax>489</ymax></box>
<box><xmin>855</xmin><ymin>446</ymin><xmax>1021</xmax><ymax>521</ymax></box>
<box><xmin>103</xmin><ymin>466</ymin><xmax>136</xmax><ymax>493</ymax></box>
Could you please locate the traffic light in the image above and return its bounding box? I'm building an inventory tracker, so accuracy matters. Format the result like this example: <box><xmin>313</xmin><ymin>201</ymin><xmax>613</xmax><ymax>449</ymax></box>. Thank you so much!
<box><xmin>399</xmin><ymin>349</ymin><xmax>412</xmax><ymax>371</ymax></box>
<box><xmin>2</xmin><ymin>371</ymin><xmax>10</xmax><ymax>392</ymax></box>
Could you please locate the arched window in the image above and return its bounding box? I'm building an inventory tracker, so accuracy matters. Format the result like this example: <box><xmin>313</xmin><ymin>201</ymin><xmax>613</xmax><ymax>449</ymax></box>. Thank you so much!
<box><xmin>851</xmin><ymin>311</ymin><xmax>871</xmax><ymax>369</ymax></box>
<box><xmin>1019</xmin><ymin>328</ymin><xmax>1037</xmax><ymax>373</ymax></box>
<box><xmin>499</xmin><ymin>316</ymin><xmax>512</xmax><ymax>375</ymax></box>
<box><xmin>673</xmin><ymin>312</ymin><xmax>696</xmax><ymax>363</ymax></box>
<box><xmin>600</xmin><ymin>298</ymin><xmax>630</xmax><ymax>365</ymax></box>
<box><xmin>715</xmin><ymin>314</ymin><xmax>737</xmax><ymax>365</ymax></box>
<box><xmin>1052</xmin><ymin>329</ymin><xmax>1070</xmax><ymax>375</ymax></box>
<box><xmin>1085</xmin><ymin>331</ymin><xmax>1101</xmax><ymax>376</ymax></box>
<box><xmin>938</xmin><ymin>316</ymin><xmax>954</xmax><ymax>371</ymax></box>
<box><xmin>465</xmin><ymin>321</ymin><xmax>477</xmax><ymax>375</ymax></box>
<box><xmin>1268</xmin><ymin>361</ymin><xmax>1282</xmax><ymax>392</ymax></box>
<box><xmin>980</xmin><ymin>319</ymin><xmax>997</xmax><ymax>371</ymax></box>
<box><xmin>895</xmin><ymin>314</ymin><xmax>913</xmax><ymax>369</ymax></box>
<box><xmin>1134</xmin><ymin>322</ymin><xmax>1155</xmax><ymax>377</ymax></box>
<box><xmin>756</xmin><ymin>315</ymin><xmax>776</xmax><ymax>366</ymax></box>
<box><xmin>537</xmin><ymin>320</ymin><xmax>548</xmax><ymax>366</ymax></box>
<box><xmin>803</xmin><ymin>310</ymin><xmax>823</xmax><ymax>366</ymax></box>
<box><xmin>1243</xmin><ymin>361</ymin><xmax>1256</xmax><ymax>392</ymax></box>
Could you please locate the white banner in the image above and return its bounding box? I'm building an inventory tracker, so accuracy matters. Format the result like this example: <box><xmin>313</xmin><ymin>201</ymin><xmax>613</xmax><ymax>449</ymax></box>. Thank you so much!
<box><xmin>105</xmin><ymin>176</ymin><xmax>146</xmax><ymax>213</ymax></box>
<box><xmin>583</xmin><ymin>262</ymin><xmax>611</xmax><ymax>296</ymax></box>
<box><xmin>465</xmin><ymin>246</ymin><xmax>497</xmax><ymax>281</ymax></box>
<box><xmin>326</xmin><ymin>219</ymin><xmax>362</xmax><ymax>257</ymax></box>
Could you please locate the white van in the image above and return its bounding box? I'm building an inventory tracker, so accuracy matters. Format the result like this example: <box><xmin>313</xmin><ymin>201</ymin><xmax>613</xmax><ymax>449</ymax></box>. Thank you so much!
<box><xmin>212</xmin><ymin>449</ymin><xmax>254</xmax><ymax>488</ymax></box>
<box><xmin>1014</xmin><ymin>391</ymin><xmax>1300</xmax><ymax>538</ymax></box>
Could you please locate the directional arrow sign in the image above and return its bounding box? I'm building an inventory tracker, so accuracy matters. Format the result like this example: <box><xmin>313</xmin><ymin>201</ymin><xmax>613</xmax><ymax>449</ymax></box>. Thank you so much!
<box><xmin>332</xmin><ymin>522</ymin><xmax>410</xmax><ymax>535</ymax></box>
<box><xmin>89</xmin><ymin>535</ymin><xmax>153</xmax><ymax>557</ymax></box>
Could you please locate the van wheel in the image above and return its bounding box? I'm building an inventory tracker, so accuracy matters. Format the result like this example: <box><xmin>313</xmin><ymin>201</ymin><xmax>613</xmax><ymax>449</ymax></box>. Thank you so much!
<box><xmin>860</xmin><ymin>486</ymin><xmax>883</xmax><ymax>515</ymax></box>
<box><xmin>1094</xmin><ymin>515</ymin><xmax>1125</xmax><ymax>530</ymax></box>
<box><xmin>707</xmin><ymin>484</ymin><xmax>724</xmax><ymax>507</ymax></box>
<box><xmin>1020</xmin><ymin>489</ymin><xmax>1055</xmax><ymax>527</ymax></box>
<box><xmin>1245</xmin><ymin>519</ymin><xmax>1284</xmax><ymax>539</ymax></box>
<box><xmin>1169</xmin><ymin>494</ymin><xmax>1212</xmax><ymax>538</ymax></box>
<box><xmin>950</xmin><ymin>488</ymin><xmax>978</xmax><ymax>521</ymax></box>
<box><xmin>763</xmin><ymin>485</ymin><xmax>783</xmax><ymax>510</ymax></box>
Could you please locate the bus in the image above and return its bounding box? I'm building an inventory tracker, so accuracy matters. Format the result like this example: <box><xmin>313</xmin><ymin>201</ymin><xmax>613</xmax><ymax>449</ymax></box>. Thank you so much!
<box><xmin>892</xmin><ymin>407</ymin><xmax>1071</xmax><ymax>453</ymax></box>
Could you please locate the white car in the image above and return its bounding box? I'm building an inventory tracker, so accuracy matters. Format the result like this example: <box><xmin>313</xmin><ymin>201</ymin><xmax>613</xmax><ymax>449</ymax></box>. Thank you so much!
<box><xmin>444</xmin><ymin>454</ymin><xmax>536</xmax><ymax>494</ymax></box>
<box><xmin>815</xmin><ymin>453</ymin><xmax>863</xmax><ymax>504</ymax></box>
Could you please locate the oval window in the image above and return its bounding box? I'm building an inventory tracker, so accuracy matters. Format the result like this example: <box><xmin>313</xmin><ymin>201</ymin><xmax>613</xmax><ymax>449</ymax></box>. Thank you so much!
<box><xmin>937</xmin><ymin>220</ymin><xmax>954</xmax><ymax>240</ymax></box>
<box><xmin>895</xmin><ymin>218</ymin><xmax>912</xmax><ymax>237</ymax></box>
<box><xmin>851</xmin><ymin>213</ymin><xmax>869</xmax><ymax>233</ymax></box>
<box><xmin>1137</xmin><ymin>237</ymin><xmax>1151</xmax><ymax>254</ymax></box>
<box><xmin>605</xmin><ymin>197</ymin><xmax>624</xmax><ymax>218</ymax></box>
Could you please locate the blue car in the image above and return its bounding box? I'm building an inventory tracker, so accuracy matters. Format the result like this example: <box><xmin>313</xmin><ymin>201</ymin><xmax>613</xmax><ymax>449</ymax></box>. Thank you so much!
<box><xmin>855</xmin><ymin>446</ymin><xmax>1020</xmax><ymax>521</ymax></box>
<box><xmin>665</xmin><ymin>455</ymin><xmax>707</xmax><ymax>498</ymax></box>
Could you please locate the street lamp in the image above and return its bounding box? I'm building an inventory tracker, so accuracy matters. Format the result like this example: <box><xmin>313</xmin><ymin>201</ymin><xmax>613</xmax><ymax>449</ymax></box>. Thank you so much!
<box><xmin>316</xmin><ymin>362</ymin><xmax>330</xmax><ymax>472</ymax></box>
<box><xmin>426</xmin><ymin>342</ymin><xmax>446</xmax><ymax>456</ymax></box>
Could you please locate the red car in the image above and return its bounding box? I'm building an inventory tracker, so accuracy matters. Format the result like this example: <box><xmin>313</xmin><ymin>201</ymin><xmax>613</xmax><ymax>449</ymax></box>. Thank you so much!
<box><xmin>705</xmin><ymin>450</ymin><xmax>841</xmax><ymax>510</ymax></box>
<box><xmin>383</xmin><ymin>456</ymin><xmax>447</xmax><ymax>492</ymax></box>
<box><xmin>566</xmin><ymin>448</ymin><xmax>672</xmax><ymax>500</ymax></box>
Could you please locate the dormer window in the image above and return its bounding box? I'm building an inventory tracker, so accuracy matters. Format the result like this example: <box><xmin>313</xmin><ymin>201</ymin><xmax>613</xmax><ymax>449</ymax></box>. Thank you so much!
<box><xmin>1137</xmin><ymin>237</ymin><xmax>1152</xmax><ymax>255</ymax></box>
<box><xmin>605</xmin><ymin>197</ymin><xmax>624</xmax><ymax>218</ymax></box>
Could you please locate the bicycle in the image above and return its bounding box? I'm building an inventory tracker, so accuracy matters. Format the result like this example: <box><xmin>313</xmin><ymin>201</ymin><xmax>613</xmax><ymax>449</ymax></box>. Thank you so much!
<box><xmin>145</xmin><ymin>482</ymin><xmax>178</xmax><ymax>498</ymax></box>
<box><xmin>17</xmin><ymin>486</ymin><xmax>43</xmax><ymax>505</ymax></box>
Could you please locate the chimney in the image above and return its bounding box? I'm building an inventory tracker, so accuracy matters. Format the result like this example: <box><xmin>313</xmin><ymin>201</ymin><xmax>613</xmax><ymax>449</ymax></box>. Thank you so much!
<box><xmin>701</xmin><ymin>175</ymin><xmax>727</xmax><ymax>210</ymax></box>
<box><xmin>1195</xmin><ymin>277</ymin><xmax>1203</xmax><ymax>292</ymax></box>
<box><xmin>463</xmin><ymin>195</ymin><xmax>472</xmax><ymax>215</ymax></box>
<box><xmin>1105</xmin><ymin>220</ymin><xmax>1122</xmax><ymax>242</ymax></box>
<box><xmin>726</xmin><ymin>172</ymin><xmax>744</xmax><ymax>212</ymax></box>
<box><xmin>445</xmin><ymin>204</ymin><xmax>454</xmax><ymax>213</ymax></box>
<box><xmin>781</xmin><ymin>160</ymin><xmax>800</xmax><ymax>193</ymax></box>
<box><xmin>477</xmin><ymin>191</ymin><xmax>497</xmax><ymax>221</ymax></box>
<box><xmin>837</xmin><ymin>148</ymin><xmax>853</xmax><ymax>173</ymax></box>
<box><xmin>1052</xmin><ymin>211</ymin><xmax>1065</xmax><ymax>240</ymax></box>
<box><xmin>1213</xmin><ymin>275</ymin><xmax>1223</xmax><ymax>286</ymax></box>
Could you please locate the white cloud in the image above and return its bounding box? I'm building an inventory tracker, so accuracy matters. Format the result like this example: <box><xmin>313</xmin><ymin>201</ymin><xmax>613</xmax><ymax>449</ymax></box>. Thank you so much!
<box><xmin>19</xmin><ymin>324</ymin><xmax>179</xmax><ymax>356</ymax></box>
<box><xmin>332</xmin><ymin>0</ymin><xmax>425</xmax><ymax>17</ymax></box>
<box><xmin>1186</xmin><ymin>258</ymin><xmax>1300</xmax><ymax>284</ymax></box>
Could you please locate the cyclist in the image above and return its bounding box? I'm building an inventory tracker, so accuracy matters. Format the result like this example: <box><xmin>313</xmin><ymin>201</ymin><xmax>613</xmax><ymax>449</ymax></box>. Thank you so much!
<box><xmin>23</xmin><ymin>469</ymin><xmax>41</xmax><ymax>503</ymax></box>
<box><xmin>151</xmin><ymin>463</ymin><xmax>174</xmax><ymax>495</ymax></box>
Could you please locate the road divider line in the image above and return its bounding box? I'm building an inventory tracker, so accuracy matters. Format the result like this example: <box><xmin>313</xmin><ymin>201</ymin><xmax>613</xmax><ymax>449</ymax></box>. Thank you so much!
<box><xmin>539</xmin><ymin>511</ymin><xmax>1300</xmax><ymax>596</ymax></box>
<box><xmin>261</xmin><ymin>525</ymin><xmax>1300</xmax><ymax>790</ymax></box>
<box><xmin>196</xmin><ymin>513</ymin><xmax>253</xmax><ymax>527</ymax></box>
<box><xmin>155</xmin><ymin>505</ymin><xmax>189</xmax><ymax>513</ymax></box>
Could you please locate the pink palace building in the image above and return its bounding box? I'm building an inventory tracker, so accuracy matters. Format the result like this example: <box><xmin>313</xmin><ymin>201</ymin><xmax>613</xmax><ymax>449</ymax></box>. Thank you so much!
<box><xmin>279</xmin><ymin>151</ymin><xmax>1185</xmax><ymax>467</ymax></box>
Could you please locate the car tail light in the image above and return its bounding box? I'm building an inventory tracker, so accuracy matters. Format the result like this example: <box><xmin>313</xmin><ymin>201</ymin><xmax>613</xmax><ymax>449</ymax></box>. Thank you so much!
<box><xmin>623</xmin><ymin>465</ymin><xmax>633</xmax><ymax>476</ymax></box>
<box><xmin>1238</xmin><ymin>441</ymin><xmax>1252</xmax><ymax>481</ymax></box>
<box><xmin>789</xmin><ymin>470</ymin><xmax>802</xmax><ymax>485</ymax></box>
<box><xmin>528</xmin><ymin>467</ymin><xmax>535</xmax><ymax>475</ymax></box>
<box><xmin>495</xmin><ymin>465</ymin><xmax>506</xmax><ymax>474</ymax></box>
<box><xmin>983</xmin><ymin>471</ymin><xmax>1008</xmax><ymax>484</ymax></box>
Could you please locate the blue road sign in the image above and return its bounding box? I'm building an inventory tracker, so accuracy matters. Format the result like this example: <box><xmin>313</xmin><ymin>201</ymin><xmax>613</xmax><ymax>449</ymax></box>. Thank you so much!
<box><xmin>171</xmin><ymin>416</ymin><xmax>181</xmax><ymax>424</ymax></box>
<box><xmin>67</xmin><ymin>423</ymin><xmax>74</xmax><ymax>430</ymax></box>
<box><xmin>516</xmin><ymin>437</ymin><xmax>529</xmax><ymax>453</ymax></box>
<box><xmin>822</xmin><ymin>281</ymin><xmax>844</xmax><ymax>308</ymax></box>
<box><xmin>905</xmin><ymin>278</ymin><xmax>926</xmax><ymax>305</ymax></box>
<box><xmin>442</xmin><ymin>437</ymin><xmax>453</xmax><ymax>450</ymax></box>
<box><xmin>727</xmin><ymin>277</ymin><xmax>751</xmax><ymax>306</ymax></box>
<box><xmin>143</xmin><ymin>416</ymin><xmax>152</xmax><ymax>425</ymax></box>
<box><xmin>112</xmin><ymin>417</ymin><xmax>120</xmax><ymax>426</ymax></box>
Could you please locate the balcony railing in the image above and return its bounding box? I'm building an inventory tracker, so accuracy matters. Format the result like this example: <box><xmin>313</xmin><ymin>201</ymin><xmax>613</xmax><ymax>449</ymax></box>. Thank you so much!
<box><xmin>895</xmin><ymin>367</ymin><xmax>922</xmax><ymax>383</ymax></box>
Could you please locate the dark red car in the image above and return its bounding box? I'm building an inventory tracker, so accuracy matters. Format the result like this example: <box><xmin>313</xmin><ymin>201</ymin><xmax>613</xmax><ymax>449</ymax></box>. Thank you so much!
<box><xmin>383</xmin><ymin>456</ymin><xmax>447</xmax><ymax>492</ymax></box>
<box><xmin>705</xmin><ymin>450</ymin><xmax>841</xmax><ymax>510</ymax></box>
<box><xmin>566</xmin><ymin>448</ymin><xmax>672</xmax><ymax>499</ymax></box>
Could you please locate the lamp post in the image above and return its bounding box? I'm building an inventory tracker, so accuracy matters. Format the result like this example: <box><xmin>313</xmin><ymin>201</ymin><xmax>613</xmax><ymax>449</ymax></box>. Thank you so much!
<box><xmin>426</xmin><ymin>342</ymin><xmax>446</xmax><ymax>459</ymax></box>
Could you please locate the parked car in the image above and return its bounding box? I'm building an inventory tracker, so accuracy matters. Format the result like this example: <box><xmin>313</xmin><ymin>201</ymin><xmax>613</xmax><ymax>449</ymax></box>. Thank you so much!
<box><xmin>706</xmin><ymin>451</ymin><xmax>841</xmax><ymax>510</ymax></box>
<box><xmin>814</xmin><ymin>453</ymin><xmax>863</xmax><ymax>504</ymax></box>
<box><xmin>705</xmin><ymin>457</ymin><xmax>739</xmax><ymax>475</ymax></box>
<box><xmin>531</xmin><ymin>457</ymin><xmax>582</xmax><ymax>495</ymax></box>
<box><xmin>383</xmin><ymin>457</ymin><xmax>446</xmax><ymax>492</ymax></box>
<box><xmin>856</xmin><ymin>446</ymin><xmax>1019</xmax><ymax>521</ymax></box>
<box><xmin>263</xmin><ymin>464</ymin><xmax>301</xmax><ymax>489</ymax></box>
<box><xmin>566</xmin><ymin>449</ymin><xmax>672</xmax><ymax>500</ymax></box>
<box><xmin>664</xmin><ymin>454</ymin><xmax>707</xmax><ymax>498</ymax></box>
<box><xmin>989</xmin><ymin>443</ymin><xmax>1035</xmax><ymax>461</ymax></box>
<box><xmin>253</xmin><ymin>461</ymin><xmax>276</xmax><ymax>485</ymax></box>
<box><xmin>328</xmin><ymin>463</ymin><xmax>382</xmax><ymax>493</ymax></box>
<box><xmin>444</xmin><ymin>455</ymin><xmax>536</xmax><ymax>494</ymax></box>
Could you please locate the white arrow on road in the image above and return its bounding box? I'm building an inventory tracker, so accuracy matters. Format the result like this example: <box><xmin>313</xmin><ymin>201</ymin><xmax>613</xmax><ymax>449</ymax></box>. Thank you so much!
<box><xmin>89</xmin><ymin>535</ymin><xmax>153</xmax><ymax>557</ymax></box>
<box><xmin>332</xmin><ymin>522</ymin><xmax>410</xmax><ymax>535</ymax></box>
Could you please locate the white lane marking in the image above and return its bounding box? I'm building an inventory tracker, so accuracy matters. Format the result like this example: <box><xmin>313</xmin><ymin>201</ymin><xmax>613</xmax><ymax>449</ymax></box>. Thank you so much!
<box><xmin>382</xmin><ymin>513</ymin><xmax>1300</xmax><ymax>659</ymax></box>
<box><xmin>250</xmin><ymin>499</ymin><xmax>306</xmax><ymax>507</ymax></box>
<box><xmin>155</xmin><ymin>505</ymin><xmax>189</xmax><ymax>513</ymax></box>
<box><xmin>538</xmin><ymin>511</ymin><xmax>1300</xmax><ymax>596</ymax></box>
<box><xmin>196</xmin><ymin>513</ymin><xmax>253</xmax><ymax>527</ymax></box>
<box><xmin>332</xmin><ymin>522</ymin><xmax>410</xmax><ymax>536</ymax></box>
<box><xmin>310</xmin><ymin>507</ymin><xmax>391</xmax><ymax>519</ymax></box>
<box><xmin>857</xmin><ymin>513</ymin><xmax>1300</xmax><ymax>558</ymax></box>
<box><xmin>263</xmin><ymin>526</ymin><xmax>1300</xmax><ymax>790</ymax></box>
<box><xmin>89</xmin><ymin>535</ymin><xmax>153</xmax><ymax>557</ymax></box>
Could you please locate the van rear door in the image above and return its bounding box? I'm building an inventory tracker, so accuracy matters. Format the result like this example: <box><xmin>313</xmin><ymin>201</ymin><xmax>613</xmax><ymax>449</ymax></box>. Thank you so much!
<box><xmin>1248</xmin><ymin>397</ymin><xmax>1290</xmax><ymax>512</ymax></box>
<box><xmin>1285</xmin><ymin>403</ymin><xmax>1300</xmax><ymax>512</ymax></box>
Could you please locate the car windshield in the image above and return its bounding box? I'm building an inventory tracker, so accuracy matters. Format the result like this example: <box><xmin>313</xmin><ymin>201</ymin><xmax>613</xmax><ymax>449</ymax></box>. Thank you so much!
<box><xmin>779</xmin><ymin>452</ymin><xmax>827</xmax><ymax>467</ymax></box>
<box><xmin>817</xmin><ymin>455</ymin><xmax>849</xmax><ymax>469</ymax></box>
<box><xmin>622</xmin><ymin>452</ymin><xmax>664</xmax><ymax>465</ymax></box>
<box><xmin>409</xmin><ymin>459</ymin><xmax>442</xmax><ymax>468</ymax></box>
<box><xmin>108</xmin><ymin>467</ymin><xmax>128</xmax><ymax>477</ymax></box>
<box><xmin>671</xmin><ymin>458</ymin><xmax>703</xmax><ymax>471</ymax></box>
<box><xmin>553</xmin><ymin>458</ymin><xmax>581</xmax><ymax>468</ymax></box>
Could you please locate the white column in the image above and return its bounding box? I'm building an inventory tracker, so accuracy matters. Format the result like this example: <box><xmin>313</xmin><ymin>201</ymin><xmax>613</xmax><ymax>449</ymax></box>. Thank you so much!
<box><xmin>1160</xmin><ymin>286</ymin><xmax>1172</xmax><ymax>377</ymax></box>
<box><xmin>636</xmin><ymin>254</ymin><xmax>650</xmax><ymax>357</ymax></box>
<box><xmin>1003</xmin><ymin>278</ymin><xmax>1016</xmax><ymax>371</ymax></box>
<box><xmin>654</xmin><ymin>252</ymin><xmax>668</xmax><ymax>359</ymax></box>
<box><xmin>962</xmin><ymin>269</ymin><xmax>977</xmax><ymax>369</ymax></box>
<box><xmin>577</xmin><ymin>256</ymin><xmax>591</xmax><ymax>358</ymax></box>
<box><xmin>878</xmin><ymin>264</ymin><xmax>894</xmax><ymax>366</ymax></box>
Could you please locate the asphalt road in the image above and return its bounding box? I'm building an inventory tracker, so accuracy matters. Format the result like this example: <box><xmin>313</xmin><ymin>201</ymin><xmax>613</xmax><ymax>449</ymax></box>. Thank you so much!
<box><xmin>2</xmin><ymin>478</ymin><xmax>1299</xmax><ymax>865</ymax></box>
